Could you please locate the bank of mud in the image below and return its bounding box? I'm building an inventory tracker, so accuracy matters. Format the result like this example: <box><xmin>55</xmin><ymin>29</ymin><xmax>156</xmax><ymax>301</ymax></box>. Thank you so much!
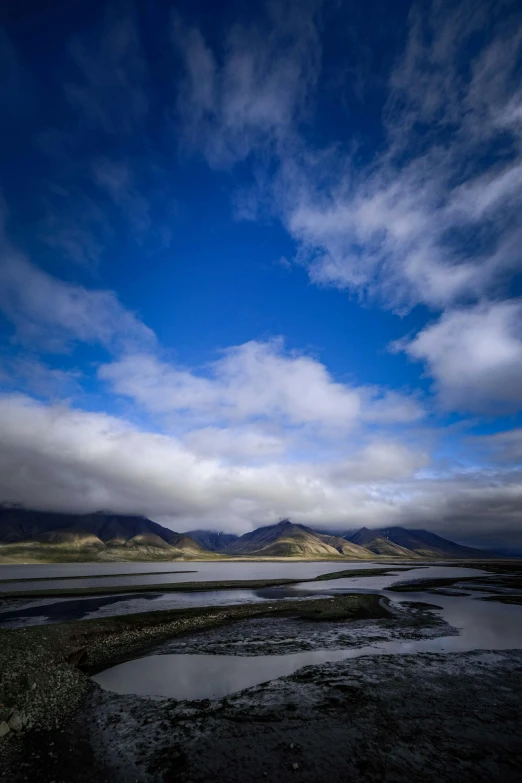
<box><xmin>84</xmin><ymin>648</ymin><xmax>522</xmax><ymax>783</ymax></box>
<box><xmin>0</xmin><ymin>595</ymin><xmax>389</xmax><ymax>739</ymax></box>
<box><xmin>0</xmin><ymin>593</ymin><xmax>445</xmax><ymax>780</ymax></box>
<box><xmin>390</xmin><ymin>560</ymin><xmax>522</xmax><ymax>601</ymax></box>
<box><xmin>1</xmin><ymin>589</ymin><xmax>521</xmax><ymax>783</ymax></box>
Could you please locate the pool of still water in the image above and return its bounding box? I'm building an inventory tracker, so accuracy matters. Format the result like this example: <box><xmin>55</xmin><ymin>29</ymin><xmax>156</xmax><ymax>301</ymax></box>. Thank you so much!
<box><xmin>91</xmin><ymin>592</ymin><xmax>522</xmax><ymax>700</ymax></box>
<box><xmin>91</xmin><ymin>569</ymin><xmax>522</xmax><ymax>700</ymax></box>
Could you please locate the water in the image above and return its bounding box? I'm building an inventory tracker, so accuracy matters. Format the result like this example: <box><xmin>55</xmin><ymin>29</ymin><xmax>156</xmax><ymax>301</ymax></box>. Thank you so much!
<box><xmin>92</xmin><ymin>594</ymin><xmax>522</xmax><ymax>700</ymax></box>
<box><xmin>3</xmin><ymin>559</ymin><xmax>521</xmax><ymax>699</ymax></box>
<box><xmin>0</xmin><ymin>560</ymin><xmax>383</xmax><ymax>592</ymax></box>
<box><xmin>0</xmin><ymin>564</ymin><xmax>479</xmax><ymax>627</ymax></box>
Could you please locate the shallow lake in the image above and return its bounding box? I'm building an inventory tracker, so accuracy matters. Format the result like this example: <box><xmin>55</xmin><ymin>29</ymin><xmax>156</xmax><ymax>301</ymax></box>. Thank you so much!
<box><xmin>0</xmin><ymin>560</ymin><xmax>384</xmax><ymax>592</ymax></box>
<box><xmin>0</xmin><ymin>563</ymin><xmax>484</xmax><ymax>627</ymax></box>
<box><xmin>92</xmin><ymin>592</ymin><xmax>522</xmax><ymax>700</ymax></box>
<box><xmin>3</xmin><ymin>559</ymin><xmax>521</xmax><ymax>699</ymax></box>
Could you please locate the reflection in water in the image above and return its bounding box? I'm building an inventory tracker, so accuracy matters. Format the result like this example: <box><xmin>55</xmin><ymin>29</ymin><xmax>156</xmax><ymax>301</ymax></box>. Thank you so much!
<box><xmin>0</xmin><ymin>560</ymin><xmax>385</xmax><ymax>593</ymax></box>
<box><xmin>0</xmin><ymin>564</ymin><xmax>491</xmax><ymax>627</ymax></box>
<box><xmin>92</xmin><ymin>586</ymin><xmax>522</xmax><ymax>701</ymax></box>
<box><xmin>92</xmin><ymin>592</ymin><xmax>522</xmax><ymax>700</ymax></box>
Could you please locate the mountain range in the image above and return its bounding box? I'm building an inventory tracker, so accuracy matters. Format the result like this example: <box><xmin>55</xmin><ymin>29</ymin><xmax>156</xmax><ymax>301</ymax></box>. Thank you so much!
<box><xmin>188</xmin><ymin>521</ymin><xmax>496</xmax><ymax>559</ymax></box>
<box><xmin>0</xmin><ymin>508</ymin><xmax>205</xmax><ymax>560</ymax></box>
<box><xmin>0</xmin><ymin>507</ymin><xmax>498</xmax><ymax>562</ymax></box>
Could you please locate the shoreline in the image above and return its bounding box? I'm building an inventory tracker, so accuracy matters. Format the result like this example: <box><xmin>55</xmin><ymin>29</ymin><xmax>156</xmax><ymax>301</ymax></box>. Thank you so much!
<box><xmin>0</xmin><ymin>566</ymin><xmax>414</xmax><ymax>599</ymax></box>
<box><xmin>1</xmin><ymin>591</ymin><xmax>521</xmax><ymax>782</ymax></box>
<box><xmin>2</xmin><ymin>559</ymin><xmax>522</xmax><ymax>781</ymax></box>
<box><xmin>0</xmin><ymin>594</ymin><xmax>391</xmax><ymax>733</ymax></box>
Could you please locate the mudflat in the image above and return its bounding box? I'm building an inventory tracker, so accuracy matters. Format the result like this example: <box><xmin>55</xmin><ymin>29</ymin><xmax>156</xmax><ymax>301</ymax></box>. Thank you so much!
<box><xmin>1</xmin><ymin>562</ymin><xmax>522</xmax><ymax>782</ymax></box>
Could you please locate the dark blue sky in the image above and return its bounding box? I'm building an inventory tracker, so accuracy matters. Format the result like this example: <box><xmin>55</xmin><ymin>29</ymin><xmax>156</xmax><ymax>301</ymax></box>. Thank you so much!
<box><xmin>0</xmin><ymin>0</ymin><xmax>521</xmax><ymax>548</ymax></box>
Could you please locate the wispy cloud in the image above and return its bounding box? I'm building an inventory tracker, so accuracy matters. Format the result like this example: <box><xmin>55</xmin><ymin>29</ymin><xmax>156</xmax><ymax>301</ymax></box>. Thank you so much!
<box><xmin>172</xmin><ymin>0</ymin><xmax>321</xmax><ymax>167</ymax></box>
<box><xmin>284</xmin><ymin>0</ymin><xmax>522</xmax><ymax>311</ymax></box>
<box><xmin>0</xmin><ymin>248</ymin><xmax>155</xmax><ymax>354</ymax></box>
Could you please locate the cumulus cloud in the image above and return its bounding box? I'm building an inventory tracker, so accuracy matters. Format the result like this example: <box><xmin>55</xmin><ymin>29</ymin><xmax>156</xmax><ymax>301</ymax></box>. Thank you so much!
<box><xmin>398</xmin><ymin>300</ymin><xmax>522</xmax><ymax>413</ymax></box>
<box><xmin>0</xmin><ymin>249</ymin><xmax>155</xmax><ymax>353</ymax></box>
<box><xmin>0</xmin><ymin>393</ymin><xmax>450</xmax><ymax>533</ymax></box>
<box><xmin>0</xmin><ymin>393</ymin><xmax>520</xmax><ymax>541</ymax></box>
<box><xmin>172</xmin><ymin>0</ymin><xmax>321</xmax><ymax>166</ymax></box>
<box><xmin>99</xmin><ymin>340</ymin><xmax>424</xmax><ymax>430</ymax></box>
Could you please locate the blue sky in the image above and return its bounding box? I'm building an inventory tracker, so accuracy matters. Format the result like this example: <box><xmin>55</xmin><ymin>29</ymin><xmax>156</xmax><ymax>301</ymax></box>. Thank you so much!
<box><xmin>0</xmin><ymin>0</ymin><xmax>521</xmax><ymax>549</ymax></box>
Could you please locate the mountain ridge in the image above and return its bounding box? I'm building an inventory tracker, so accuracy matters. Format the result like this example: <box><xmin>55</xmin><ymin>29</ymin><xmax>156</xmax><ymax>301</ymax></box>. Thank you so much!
<box><xmin>0</xmin><ymin>508</ymin><xmax>206</xmax><ymax>561</ymax></box>
<box><xmin>0</xmin><ymin>508</ymin><xmax>501</xmax><ymax>561</ymax></box>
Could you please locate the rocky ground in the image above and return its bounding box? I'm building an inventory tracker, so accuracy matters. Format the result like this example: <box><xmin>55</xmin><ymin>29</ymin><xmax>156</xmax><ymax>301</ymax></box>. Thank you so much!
<box><xmin>83</xmin><ymin>648</ymin><xmax>522</xmax><ymax>783</ymax></box>
<box><xmin>0</xmin><ymin>596</ymin><xmax>389</xmax><ymax>766</ymax></box>
<box><xmin>1</xmin><ymin>581</ymin><xmax>522</xmax><ymax>783</ymax></box>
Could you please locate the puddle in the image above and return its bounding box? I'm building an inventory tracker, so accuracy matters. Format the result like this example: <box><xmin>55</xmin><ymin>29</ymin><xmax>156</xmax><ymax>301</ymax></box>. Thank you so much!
<box><xmin>92</xmin><ymin>589</ymin><xmax>522</xmax><ymax>700</ymax></box>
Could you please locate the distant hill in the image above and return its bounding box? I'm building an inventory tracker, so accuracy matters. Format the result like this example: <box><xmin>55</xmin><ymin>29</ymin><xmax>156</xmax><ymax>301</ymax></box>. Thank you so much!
<box><xmin>35</xmin><ymin>528</ymin><xmax>106</xmax><ymax>550</ymax></box>
<box><xmin>0</xmin><ymin>508</ymin><xmax>208</xmax><ymax>562</ymax></box>
<box><xmin>376</xmin><ymin>527</ymin><xmax>498</xmax><ymax>559</ymax></box>
<box><xmin>0</xmin><ymin>507</ymin><xmax>179</xmax><ymax>544</ymax></box>
<box><xmin>124</xmin><ymin>533</ymin><xmax>172</xmax><ymax>550</ymax></box>
<box><xmin>185</xmin><ymin>530</ymin><xmax>239</xmax><ymax>552</ymax></box>
<box><xmin>169</xmin><ymin>534</ymin><xmax>206</xmax><ymax>553</ymax></box>
<box><xmin>343</xmin><ymin>526</ymin><xmax>496</xmax><ymax>559</ymax></box>
<box><xmin>0</xmin><ymin>508</ymin><xmax>500</xmax><ymax>562</ymax></box>
<box><xmin>223</xmin><ymin>520</ymin><xmax>348</xmax><ymax>558</ymax></box>
<box><xmin>313</xmin><ymin>533</ymin><xmax>375</xmax><ymax>558</ymax></box>
<box><xmin>346</xmin><ymin>527</ymin><xmax>422</xmax><ymax>558</ymax></box>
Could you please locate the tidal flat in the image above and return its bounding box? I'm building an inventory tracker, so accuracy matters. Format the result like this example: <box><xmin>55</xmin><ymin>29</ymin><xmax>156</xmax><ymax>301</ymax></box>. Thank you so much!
<box><xmin>1</xmin><ymin>561</ymin><xmax>522</xmax><ymax>782</ymax></box>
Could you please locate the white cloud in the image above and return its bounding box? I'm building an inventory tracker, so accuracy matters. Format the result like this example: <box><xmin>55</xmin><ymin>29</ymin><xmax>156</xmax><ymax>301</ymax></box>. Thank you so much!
<box><xmin>0</xmin><ymin>393</ymin><xmax>439</xmax><ymax>533</ymax></box>
<box><xmin>0</xmin><ymin>393</ymin><xmax>520</xmax><ymax>539</ymax></box>
<box><xmin>399</xmin><ymin>300</ymin><xmax>522</xmax><ymax>413</ymax></box>
<box><xmin>326</xmin><ymin>441</ymin><xmax>429</xmax><ymax>483</ymax></box>
<box><xmin>184</xmin><ymin>426</ymin><xmax>288</xmax><ymax>461</ymax></box>
<box><xmin>99</xmin><ymin>339</ymin><xmax>423</xmax><ymax>429</ymax></box>
<box><xmin>171</xmin><ymin>0</ymin><xmax>522</xmax><ymax>343</ymax></box>
<box><xmin>240</xmin><ymin>1</ymin><xmax>522</xmax><ymax>312</ymax></box>
<box><xmin>0</xmin><ymin>249</ymin><xmax>155</xmax><ymax>353</ymax></box>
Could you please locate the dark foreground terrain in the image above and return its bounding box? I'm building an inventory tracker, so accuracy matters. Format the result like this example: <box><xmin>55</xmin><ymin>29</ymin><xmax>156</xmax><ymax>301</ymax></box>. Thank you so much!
<box><xmin>1</xmin><ymin>564</ymin><xmax>522</xmax><ymax>782</ymax></box>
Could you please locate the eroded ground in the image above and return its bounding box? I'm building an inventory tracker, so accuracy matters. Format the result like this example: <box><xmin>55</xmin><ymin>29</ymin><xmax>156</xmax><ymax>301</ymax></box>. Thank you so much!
<box><xmin>82</xmin><ymin>649</ymin><xmax>522</xmax><ymax>783</ymax></box>
<box><xmin>1</xmin><ymin>562</ymin><xmax>522</xmax><ymax>783</ymax></box>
